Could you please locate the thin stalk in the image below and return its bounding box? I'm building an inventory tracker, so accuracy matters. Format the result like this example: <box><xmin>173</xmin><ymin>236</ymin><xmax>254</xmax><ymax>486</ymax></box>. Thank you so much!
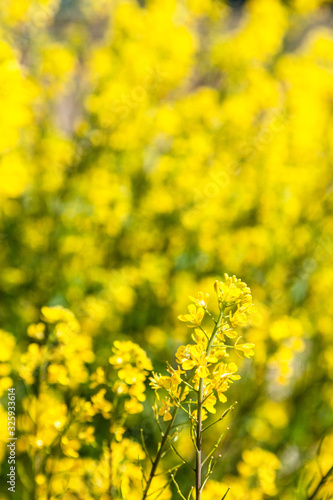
<box><xmin>195</xmin><ymin>382</ymin><xmax>203</xmax><ymax>499</ymax></box>
<box><xmin>142</xmin><ymin>406</ymin><xmax>179</xmax><ymax>500</ymax></box>
<box><xmin>195</xmin><ymin>308</ymin><xmax>225</xmax><ymax>500</ymax></box>
<box><xmin>202</xmin><ymin>404</ymin><xmax>236</xmax><ymax>433</ymax></box>
<box><xmin>221</xmin><ymin>487</ymin><xmax>231</xmax><ymax>499</ymax></box>
<box><xmin>167</xmin><ymin>436</ymin><xmax>195</xmax><ymax>471</ymax></box>
<box><xmin>170</xmin><ymin>421</ymin><xmax>190</xmax><ymax>430</ymax></box>
<box><xmin>141</xmin><ymin>428</ymin><xmax>153</xmax><ymax>465</ymax></box>
<box><xmin>171</xmin><ymin>474</ymin><xmax>187</xmax><ymax>500</ymax></box>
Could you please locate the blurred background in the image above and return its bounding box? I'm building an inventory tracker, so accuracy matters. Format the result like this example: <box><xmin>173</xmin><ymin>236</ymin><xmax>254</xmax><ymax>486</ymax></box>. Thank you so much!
<box><xmin>1</xmin><ymin>0</ymin><xmax>333</xmax><ymax>498</ymax></box>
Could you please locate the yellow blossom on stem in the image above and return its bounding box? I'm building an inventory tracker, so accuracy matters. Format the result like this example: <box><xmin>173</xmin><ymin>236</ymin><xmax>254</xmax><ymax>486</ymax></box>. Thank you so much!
<box><xmin>176</xmin><ymin>344</ymin><xmax>218</xmax><ymax>378</ymax></box>
<box><xmin>109</xmin><ymin>339</ymin><xmax>152</xmax><ymax>412</ymax></box>
<box><xmin>125</xmin><ymin>398</ymin><xmax>144</xmax><ymax>414</ymax></box>
<box><xmin>178</xmin><ymin>304</ymin><xmax>205</xmax><ymax>327</ymax></box>
<box><xmin>90</xmin><ymin>367</ymin><xmax>106</xmax><ymax>388</ymax></box>
<box><xmin>214</xmin><ymin>274</ymin><xmax>253</xmax><ymax>312</ymax></box>
<box><xmin>191</xmin><ymin>328</ymin><xmax>209</xmax><ymax>347</ymax></box>
<box><xmin>91</xmin><ymin>389</ymin><xmax>113</xmax><ymax>419</ymax></box>
<box><xmin>229</xmin><ymin>308</ymin><xmax>249</xmax><ymax>327</ymax></box>
<box><xmin>143</xmin><ymin>277</ymin><xmax>255</xmax><ymax>499</ymax></box>
<box><xmin>189</xmin><ymin>291</ymin><xmax>209</xmax><ymax>308</ymax></box>
<box><xmin>202</xmin><ymin>393</ymin><xmax>217</xmax><ymax>414</ymax></box>
<box><xmin>235</xmin><ymin>340</ymin><xmax>255</xmax><ymax>359</ymax></box>
<box><xmin>149</xmin><ymin>373</ymin><xmax>171</xmax><ymax>393</ymax></box>
<box><xmin>158</xmin><ymin>400</ymin><xmax>173</xmax><ymax>421</ymax></box>
<box><xmin>192</xmin><ymin>407</ymin><xmax>208</xmax><ymax>421</ymax></box>
<box><xmin>27</xmin><ymin>322</ymin><xmax>45</xmax><ymax>340</ymax></box>
<box><xmin>167</xmin><ymin>365</ymin><xmax>185</xmax><ymax>392</ymax></box>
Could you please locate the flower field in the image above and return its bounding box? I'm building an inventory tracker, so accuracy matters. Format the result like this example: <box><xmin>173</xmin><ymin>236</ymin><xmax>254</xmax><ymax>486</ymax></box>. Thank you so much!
<box><xmin>0</xmin><ymin>0</ymin><xmax>333</xmax><ymax>498</ymax></box>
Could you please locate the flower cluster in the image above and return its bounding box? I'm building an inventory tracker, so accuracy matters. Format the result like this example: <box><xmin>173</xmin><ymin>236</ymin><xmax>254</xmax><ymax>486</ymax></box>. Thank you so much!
<box><xmin>203</xmin><ymin>448</ymin><xmax>281</xmax><ymax>499</ymax></box>
<box><xmin>109</xmin><ymin>340</ymin><xmax>153</xmax><ymax>414</ymax></box>
<box><xmin>19</xmin><ymin>306</ymin><xmax>94</xmax><ymax>387</ymax></box>
<box><xmin>143</xmin><ymin>276</ymin><xmax>256</xmax><ymax>499</ymax></box>
<box><xmin>12</xmin><ymin>307</ymin><xmax>157</xmax><ymax>500</ymax></box>
<box><xmin>151</xmin><ymin>275</ymin><xmax>255</xmax><ymax>420</ymax></box>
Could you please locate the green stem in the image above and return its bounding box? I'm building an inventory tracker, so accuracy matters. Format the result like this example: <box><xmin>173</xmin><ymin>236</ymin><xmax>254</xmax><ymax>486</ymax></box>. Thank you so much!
<box><xmin>195</xmin><ymin>308</ymin><xmax>225</xmax><ymax>500</ymax></box>
<box><xmin>195</xmin><ymin>378</ymin><xmax>203</xmax><ymax>499</ymax></box>
<box><xmin>202</xmin><ymin>404</ymin><xmax>235</xmax><ymax>433</ymax></box>
<box><xmin>142</xmin><ymin>406</ymin><xmax>179</xmax><ymax>500</ymax></box>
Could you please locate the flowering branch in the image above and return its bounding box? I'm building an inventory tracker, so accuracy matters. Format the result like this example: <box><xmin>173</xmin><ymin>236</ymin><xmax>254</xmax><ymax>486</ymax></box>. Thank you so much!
<box><xmin>149</xmin><ymin>274</ymin><xmax>255</xmax><ymax>499</ymax></box>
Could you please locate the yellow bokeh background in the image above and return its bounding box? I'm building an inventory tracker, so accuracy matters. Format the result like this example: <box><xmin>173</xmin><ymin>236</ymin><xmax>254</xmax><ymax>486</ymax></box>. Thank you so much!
<box><xmin>0</xmin><ymin>0</ymin><xmax>333</xmax><ymax>498</ymax></box>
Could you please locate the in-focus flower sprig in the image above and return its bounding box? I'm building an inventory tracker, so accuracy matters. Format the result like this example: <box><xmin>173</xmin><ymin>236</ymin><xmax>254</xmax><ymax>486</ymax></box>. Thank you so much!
<box><xmin>144</xmin><ymin>274</ymin><xmax>255</xmax><ymax>500</ymax></box>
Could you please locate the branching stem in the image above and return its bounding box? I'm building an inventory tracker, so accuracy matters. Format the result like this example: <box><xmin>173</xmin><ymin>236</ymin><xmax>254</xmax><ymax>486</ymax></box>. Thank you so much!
<box><xmin>195</xmin><ymin>308</ymin><xmax>225</xmax><ymax>499</ymax></box>
<box><xmin>142</xmin><ymin>406</ymin><xmax>179</xmax><ymax>499</ymax></box>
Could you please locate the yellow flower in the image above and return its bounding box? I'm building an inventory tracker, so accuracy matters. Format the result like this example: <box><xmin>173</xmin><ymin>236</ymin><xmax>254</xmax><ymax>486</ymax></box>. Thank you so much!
<box><xmin>89</xmin><ymin>367</ymin><xmax>106</xmax><ymax>388</ymax></box>
<box><xmin>41</xmin><ymin>306</ymin><xmax>76</xmax><ymax>324</ymax></box>
<box><xmin>237</xmin><ymin>447</ymin><xmax>280</xmax><ymax>496</ymax></box>
<box><xmin>0</xmin><ymin>330</ymin><xmax>15</xmax><ymax>362</ymax></box>
<box><xmin>176</xmin><ymin>344</ymin><xmax>217</xmax><ymax>378</ymax></box>
<box><xmin>229</xmin><ymin>308</ymin><xmax>249</xmax><ymax>327</ymax></box>
<box><xmin>125</xmin><ymin>398</ymin><xmax>144</xmax><ymax>414</ymax></box>
<box><xmin>91</xmin><ymin>389</ymin><xmax>113</xmax><ymax>418</ymax></box>
<box><xmin>210</xmin><ymin>362</ymin><xmax>241</xmax><ymax>402</ymax></box>
<box><xmin>19</xmin><ymin>343</ymin><xmax>46</xmax><ymax>385</ymax></box>
<box><xmin>78</xmin><ymin>426</ymin><xmax>95</xmax><ymax>445</ymax></box>
<box><xmin>167</xmin><ymin>365</ymin><xmax>185</xmax><ymax>392</ymax></box>
<box><xmin>35</xmin><ymin>474</ymin><xmax>46</xmax><ymax>486</ymax></box>
<box><xmin>129</xmin><ymin>381</ymin><xmax>146</xmax><ymax>402</ymax></box>
<box><xmin>149</xmin><ymin>372</ymin><xmax>171</xmax><ymax>393</ymax></box>
<box><xmin>178</xmin><ymin>304</ymin><xmax>205</xmax><ymax>327</ymax></box>
<box><xmin>192</xmin><ymin>408</ymin><xmax>208</xmax><ymax>421</ymax></box>
<box><xmin>235</xmin><ymin>341</ymin><xmax>255</xmax><ymax>359</ymax></box>
<box><xmin>72</xmin><ymin>397</ymin><xmax>97</xmax><ymax>421</ymax></box>
<box><xmin>109</xmin><ymin>340</ymin><xmax>153</xmax><ymax>372</ymax></box>
<box><xmin>158</xmin><ymin>400</ymin><xmax>173</xmax><ymax>421</ymax></box>
<box><xmin>27</xmin><ymin>323</ymin><xmax>45</xmax><ymax>340</ymax></box>
<box><xmin>203</xmin><ymin>393</ymin><xmax>217</xmax><ymax>414</ymax></box>
<box><xmin>111</xmin><ymin>424</ymin><xmax>126</xmax><ymax>442</ymax></box>
<box><xmin>215</xmin><ymin>321</ymin><xmax>237</xmax><ymax>342</ymax></box>
<box><xmin>191</xmin><ymin>328</ymin><xmax>208</xmax><ymax>347</ymax></box>
<box><xmin>175</xmin><ymin>345</ymin><xmax>192</xmax><ymax>366</ymax></box>
<box><xmin>113</xmin><ymin>380</ymin><xmax>129</xmax><ymax>396</ymax></box>
<box><xmin>47</xmin><ymin>364</ymin><xmax>70</xmax><ymax>386</ymax></box>
<box><xmin>189</xmin><ymin>291</ymin><xmax>209</xmax><ymax>308</ymax></box>
<box><xmin>214</xmin><ymin>274</ymin><xmax>253</xmax><ymax>313</ymax></box>
<box><xmin>109</xmin><ymin>340</ymin><xmax>152</xmax><ymax>410</ymax></box>
<box><xmin>0</xmin><ymin>330</ymin><xmax>15</xmax><ymax>396</ymax></box>
<box><xmin>61</xmin><ymin>436</ymin><xmax>81</xmax><ymax>458</ymax></box>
